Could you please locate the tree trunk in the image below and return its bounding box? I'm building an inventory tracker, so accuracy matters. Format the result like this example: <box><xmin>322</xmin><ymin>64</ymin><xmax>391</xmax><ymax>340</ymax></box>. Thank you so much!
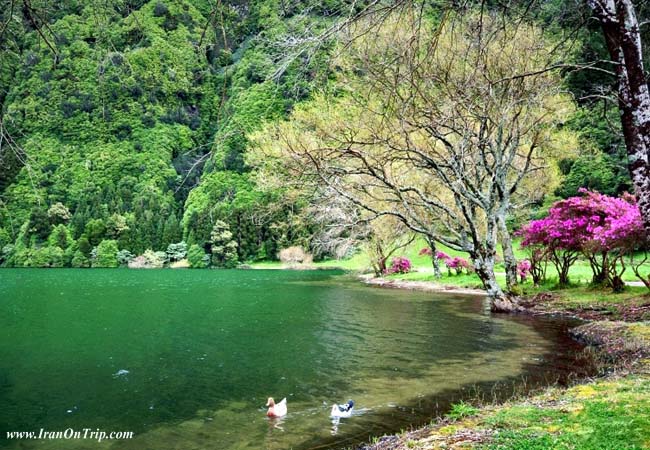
<box><xmin>470</xmin><ymin>248</ymin><xmax>518</xmax><ymax>313</ymax></box>
<box><xmin>426</xmin><ymin>236</ymin><xmax>442</xmax><ymax>279</ymax></box>
<box><xmin>497</xmin><ymin>213</ymin><xmax>518</xmax><ymax>291</ymax></box>
<box><xmin>588</xmin><ymin>0</ymin><xmax>650</xmax><ymax>237</ymax></box>
<box><xmin>588</xmin><ymin>251</ymin><xmax>610</xmax><ymax>286</ymax></box>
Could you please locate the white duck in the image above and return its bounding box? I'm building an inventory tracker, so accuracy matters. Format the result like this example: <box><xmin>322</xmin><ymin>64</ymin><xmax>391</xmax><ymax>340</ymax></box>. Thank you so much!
<box><xmin>266</xmin><ymin>397</ymin><xmax>287</xmax><ymax>417</ymax></box>
<box><xmin>330</xmin><ymin>400</ymin><xmax>354</xmax><ymax>418</ymax></box>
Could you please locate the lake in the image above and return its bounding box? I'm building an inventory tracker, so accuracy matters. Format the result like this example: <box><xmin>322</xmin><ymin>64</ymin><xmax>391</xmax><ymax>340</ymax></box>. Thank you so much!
<box><xmin>0</xmin><ymin>269</ymin><xmax>591</xmax><ymax>449</ymax></box>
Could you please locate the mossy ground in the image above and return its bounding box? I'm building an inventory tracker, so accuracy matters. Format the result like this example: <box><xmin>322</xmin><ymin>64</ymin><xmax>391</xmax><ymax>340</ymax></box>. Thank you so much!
<box><xmin>361</xmin><ymin>372</ymin><xmax>650</xmax><ymax>450</ymax></box>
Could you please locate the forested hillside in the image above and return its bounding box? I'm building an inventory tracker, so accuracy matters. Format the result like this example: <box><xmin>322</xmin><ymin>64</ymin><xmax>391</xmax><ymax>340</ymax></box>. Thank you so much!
<box><xmin>0</xmin><ymin>0</ymin><xmax>637</xmax><ymax>268</ymax></box>
<box><xmin>0</xmin><ymin>0</ymin><xmax>342</xmax><ymax>267</ymax></box>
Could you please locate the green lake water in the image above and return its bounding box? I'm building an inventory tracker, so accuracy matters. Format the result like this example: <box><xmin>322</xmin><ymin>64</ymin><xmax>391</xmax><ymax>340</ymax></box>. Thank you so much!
<box><xmin>0</xmin><ymin>269</ymin><xmax>590</xmax><ymax>450</ymax></box>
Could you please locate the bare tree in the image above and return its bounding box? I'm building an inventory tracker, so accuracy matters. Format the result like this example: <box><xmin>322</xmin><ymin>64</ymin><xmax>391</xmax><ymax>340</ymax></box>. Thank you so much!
<box><xmin>253</xmin><ymin>11</ymin><xmax>570</xmax><ymax>311</ymax></box>
<box><xmin>587</xmin><ymin>0</ymin><xmax>650</xmax><ymax>237</ymax></box>
<box><xmin>307</xmin><ymin>188</ymin><xmax>372</xmax><ymax>260</ymax></box>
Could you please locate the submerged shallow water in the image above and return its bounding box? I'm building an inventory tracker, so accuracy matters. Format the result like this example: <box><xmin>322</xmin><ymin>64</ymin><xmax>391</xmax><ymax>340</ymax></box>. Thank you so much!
<box><xmin>0</xmin><ymin>269</ymin><xmax>590</xmax><ymax>449</ymax></box>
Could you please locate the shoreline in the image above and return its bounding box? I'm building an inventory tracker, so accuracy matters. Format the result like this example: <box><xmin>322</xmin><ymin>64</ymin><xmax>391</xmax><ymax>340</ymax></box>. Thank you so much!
<box><xmin>356</xmin><ymin>275</ymin><xmax>650</xmax><ymax>450</ymax></box>
<box><xmin>359</xmin><ymin>274</ymin><xmax>487</xmax><ymax>296</ymax></box>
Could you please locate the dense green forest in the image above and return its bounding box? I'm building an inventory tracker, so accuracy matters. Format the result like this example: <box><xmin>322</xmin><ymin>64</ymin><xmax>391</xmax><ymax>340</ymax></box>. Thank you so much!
<box><xmin>0</xmin><ymin>0</ymin><xmax>637</xmax><ymax>268</ymax></box>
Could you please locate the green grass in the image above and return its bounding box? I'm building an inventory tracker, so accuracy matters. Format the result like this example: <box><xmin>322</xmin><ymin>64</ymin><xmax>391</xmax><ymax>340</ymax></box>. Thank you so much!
<box><xmin>249</xmin><ymin>237</ymin><xmax>650</xmax><ymax>303</ymax></box>
<box><xmin>480</xmin><ymin>376</ymin><xmax>650</xmax><ymax>449</ymax></box>
<box><xmin>396</xmin><ymin>374</ymin><xmax>650</xmax><ymax>450</ymax></box>
<box><xmin>446</xmin><ymin>401</ymin><xmax>480</xmax><ymax>421</ymax></box>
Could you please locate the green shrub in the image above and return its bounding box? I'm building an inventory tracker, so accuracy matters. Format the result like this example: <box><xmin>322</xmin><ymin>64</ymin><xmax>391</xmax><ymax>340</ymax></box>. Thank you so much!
<box><xmin>32</xmin><ymin>246</ymin><xmax>64</xmax><ymax>268</ymax></box>
<box><xmin>187</xmin><ymin>244</ymin><xmax>208</xmax><ymax>268</ymax></box>
<box><xmin>166</xmin><ymin>241</ymin><xmax>187</xmax><ymax>262</ymax></box>
<box><xmin>1</xmin><ymin>244</ymin><xmax>15</xmax><ymax>266</ymax></box>
<box><xmin>117</xmin><ymin>249</ymin><xmax>134</xmax><ymax>266</ymax></box>
<box><xmin>71</xmin><ymin>250</ymin><xmax>90</xmax><ymax>268</ymax></box>
<box><xmin>48</xmin><ymin>224</ymin><xmax>72</xmax><ymax>249</ymax></box>
<box><xmin>0</xmin><ymin>228</ymin><xmax>10</xmax><ymax>248</ymax></box>
<box><xmin>210</xmin><ymin>220</ymin><xmax>238</xmax><ymax>268</ymax></box>
<box><xmin>93</xmin><ymin>240</ymin><xmax>119</xmax><ymax>268</ymax></box>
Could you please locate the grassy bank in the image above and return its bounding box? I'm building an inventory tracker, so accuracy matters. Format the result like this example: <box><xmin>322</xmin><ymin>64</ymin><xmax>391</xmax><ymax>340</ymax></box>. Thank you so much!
<box><xmin>354</xmin><ymin>302</ymin><xmax>650</xmax><ymax>450</ymax></box>
<box><xmin>250</xmin><ymin>237</ymin><xmax>649</xmax><ymax>286</ymax></box>
<box><xmin>359</xmin><ymin>370</ymin><xmax>650</xmax><ymax>450</ymax></box>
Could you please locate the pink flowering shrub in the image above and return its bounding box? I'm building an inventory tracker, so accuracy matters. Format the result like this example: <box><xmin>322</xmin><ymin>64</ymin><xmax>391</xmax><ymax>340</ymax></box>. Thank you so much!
<box><xmin>518</xmin><ymin>189</ymin><xmax>646</xmax><ymax>290</ymax></box>
<box><xmin>418</xmin><ymin>247</ymin><xmax>474</xmax><ymax>277</ymax></box>
<box><xmin>445</xmin><ymin>256</ymin><xmax>471</xmax><ymax>275</ymax></box>
<box><xmin>386</xmin><ymin>256</ymin><xmax>412</xmax><ymax>274</ymax></box>
<box><xmin>517</xmin><ymin>260</ymin><xmax>532</xmax><ymax>282</ymax></box>
<box><xmin>525</xmin><ymin>247</ymin><xmax>548</xmax><ymax>285</ymax></box>
<box><xmin>435</xmin><ymin>251</ymin><xmax>450</xmax><ymax>260</ymax></box>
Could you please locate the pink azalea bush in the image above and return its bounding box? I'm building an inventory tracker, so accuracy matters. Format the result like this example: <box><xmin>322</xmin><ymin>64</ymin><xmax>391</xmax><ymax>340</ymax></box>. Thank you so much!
<box><xmin>386</xmin><ymin>256</ymin><xmax>412</xmax><ymax>274</ymax></box>
<box><xmin>517</xmin><ymin>260</ymin><xmax>532</xmax><ymax>282</ymax></box>
<box><xmin>420</xmin><ymin>248</ymin><xmax>473</xmax><ymax>276</ymax></box>
<box><xmin>445</xmin><ymin>256</ymin><xmax>471</xmax><ymax>275</ymax></box>
<box><xmin>518</xmin><ymin>189</ymin><xmax>646</xmax><ymax>290</ymax></box>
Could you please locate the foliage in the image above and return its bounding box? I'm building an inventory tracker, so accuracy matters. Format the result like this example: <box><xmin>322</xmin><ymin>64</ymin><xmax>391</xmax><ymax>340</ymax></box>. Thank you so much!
<box><xmin>446</xmin><ymin>401</ymin><xmax>479</xmax><ymax>421</ymax></box>
<box><xmin>444</xmin><ymin>257</ymin><xmax>472</xmax><ymax>276</ymax></box>
<box><xmin>47</xmin><ymin>202</ymin><xmax>72</xmax><ymax>224</ymax></box>
<box><xmin>187</xmin><ymin>243</ymin><xmax>208</xmax><ymax>268</ymax></box>
<box><xmin>0</xmin><ymin>0</ymin><xmax>638</xmax><ymax>273</ymax></box>
<box><xmin>278</xmin><ymin>246</ymin><xmax>312</xmax><ymax>265</ymax></box>
<box><xmin>48</xmin><ymin>224</ymin><xmax>72</xmax><ymax>250</ymax></box>
<box><xmin>517</xmin><ymin>260</ymin><xmax>532</xmax><ymax>283</ymax></box>
<box><xmin>93</xmin><ymin>240</ymin><xmax>119</xmax><ymax>268</ymax></box>
<box><xmin>128</xmin><ymin>249</ymin><xmax>167</xmax><ymax>268</ymax></box>
<box><xmin>251</xmin><ymin>11</ymin><xmax>575</xmax><ymax>308</ymax></box>
<box><xmin>71</xmin><ymin>250</ymin><xmax>90</xmax><ymax>268</ymax></box>
<box><xmin>1</xmin><ymin>245</ymin><xmax>15</xmax><ymax>266</ymax></box>
<box><xmin>166</xmin><ymin>241</ymin><xmax>187</xmax><ymax>262</ymax></box>
<box><xmin>31</xmin><ymin>246</ymin><xmax>64</xmax><ymax>268</ymax></box>
<box><xmin>519</xmin><ymin>190</ymin><xmax>646</xmax><ymax>290</ymax></box>
<box><xmin>0</xmin><ymin>0</ymin><xmax>336</xmax><ymax>267</ymax></box>
<box><xmin>117</xmin><ymin>249</ymin><xmax>134</xmax><ymax>266</ymax></box>
<box><xmin>362</xmin><ymin>218</ymin><xmax>414</xmax><ymax>277</ymax></box>
<box><xmin>556</xmin><ymin>153</ymin><xmax>629</xmax><ymax>198</ymax></box>
<box><xmin>210</xmin><ymin>220</ymin><xmax>238</xmax><ymax>268</ymax></box>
